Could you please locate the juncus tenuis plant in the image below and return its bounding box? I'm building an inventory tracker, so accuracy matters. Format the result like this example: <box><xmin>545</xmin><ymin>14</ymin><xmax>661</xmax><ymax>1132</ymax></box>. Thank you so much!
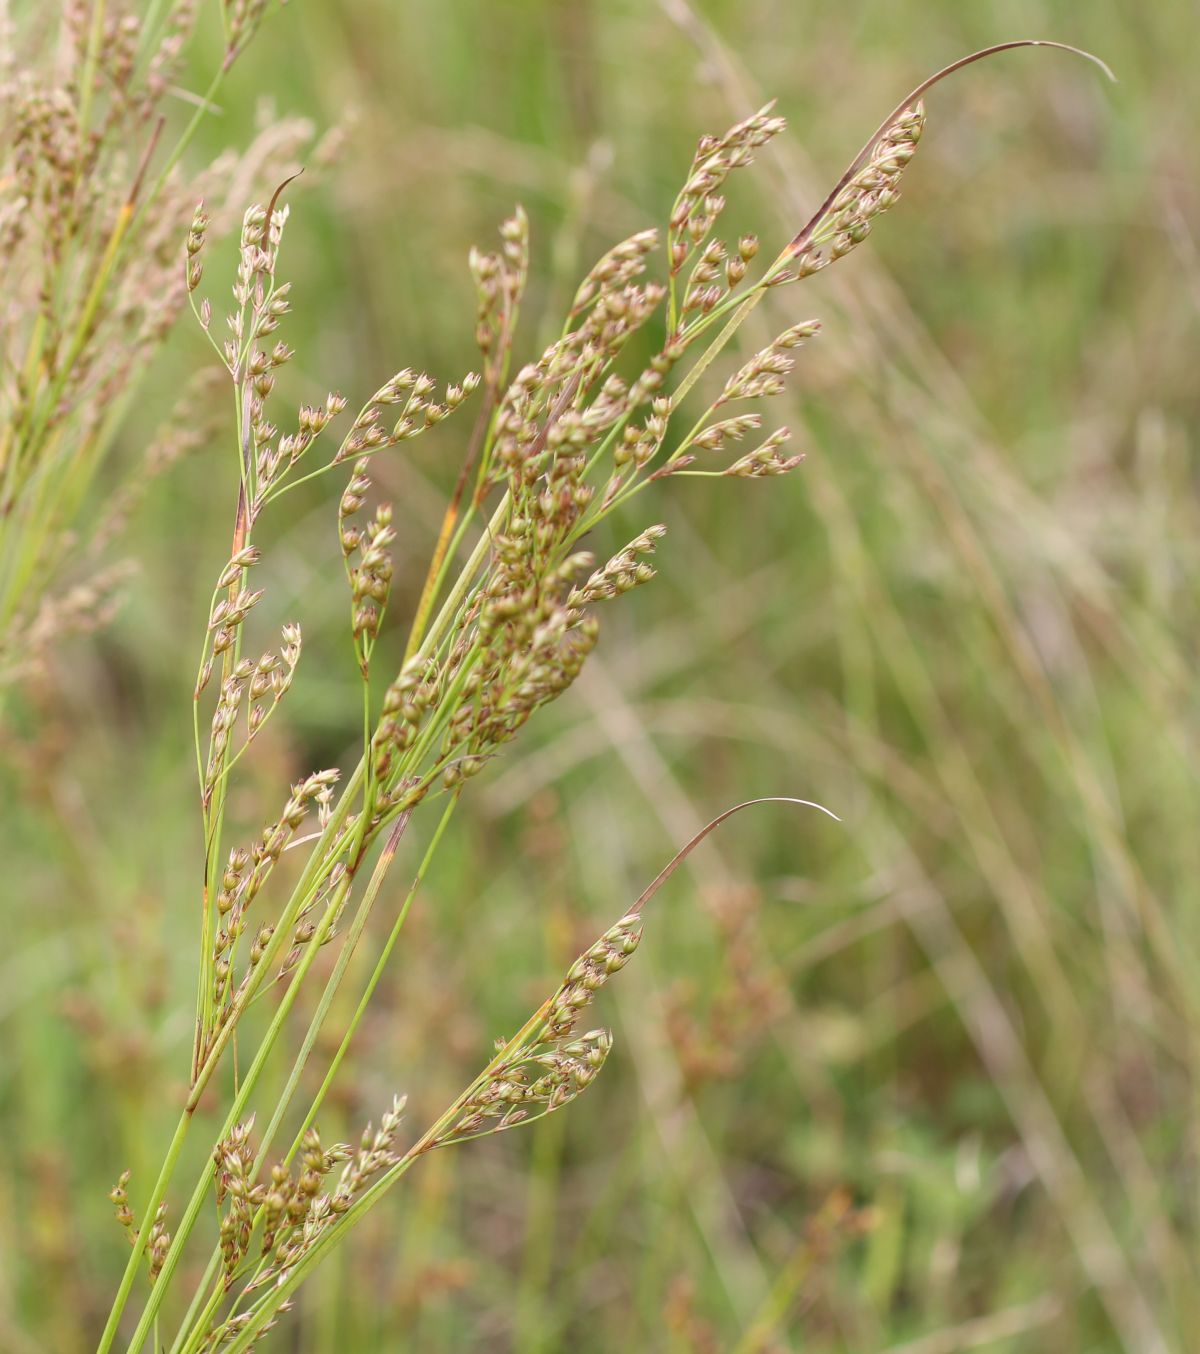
<box><xmin>97</xmin><ymin>40</ymin><xmax>1111</xmax><ymax>1352</ymax></box>
<box><xmin>0</xmin><ymin>1</ymin><xmax>315</xmax><ymax>696</ymax></box>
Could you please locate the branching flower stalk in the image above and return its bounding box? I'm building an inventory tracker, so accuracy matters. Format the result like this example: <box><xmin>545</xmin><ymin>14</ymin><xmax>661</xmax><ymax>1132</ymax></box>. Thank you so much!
<box><xmin>97</xmin><ymin>41</ymin><xmax>1112</xmax><ymax>1353</ymax></box>
<box><xmin>0</xmin><ymin>0</ymin><xmax>299</xmax><ymax>695</ymax></box>
<box><xmin>199</xmin><ymin>798</ymin><xmax>839</xmax><ymax>1354</ymax></box>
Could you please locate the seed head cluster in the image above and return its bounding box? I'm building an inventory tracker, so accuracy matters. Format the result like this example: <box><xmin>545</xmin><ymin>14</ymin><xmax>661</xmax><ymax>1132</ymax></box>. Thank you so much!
<box><xmin>114</xmin><ymin>82</ymin><xmax>935</xmax><ymax>1352</ymax></box>
<box><xmin>438</xmin><ymin>1029</ymin><xmax>613</xmax><ymax>1145</ymax></box>
<box><xmin>777</xmin><ymin>102</ymin><xmax>926</xmax><ymax>282</ymax></box>
<box><xmin>471</xmin><ymin>207</ymin><xmax>530</xmax><ymax>388</ymax></box>
<box><xmin>668</xmin><ymin>102</ymin><xmax>786</xmax><ymax>308</ymax></box>
<box><xmin>0</xmin><ymin>1</ymin><xmax>313</xmax><ymax>686</ymax></box>
<box><xmin>431</xmin><ymin>909</ymin><xmax>644</xmax><ymax>1150</ymax></box>
<box><xmin>184</xmin><ymin>80</ymin><xmax>929</xmax><ymax>1146</ymax></box>
<box><xmin>205</xmin><ymin>1103</ymin><xmax>406</xmax><ymax>1343</ymax></box>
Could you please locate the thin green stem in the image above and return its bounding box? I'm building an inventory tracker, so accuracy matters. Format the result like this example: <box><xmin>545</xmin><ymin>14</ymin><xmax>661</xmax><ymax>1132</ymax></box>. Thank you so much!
<box><xmin>75</xmin><ymin>0</ymin><xmax>108</xmax><ymax>145</ymax></box>
<box><xmin>95</xmin><ymin>1107</ymin><xmax>193</xmax><ymax>1354</ymax></box>
<box><xmin>408</xmin><ymin>491</ymin><xmax>509</xmax><ymax>659</ymax></box>
<box><xmin>168</xmin><ymin>795</ymin><xmax>461</xmax><ymax>1348</ymax></box>
<box><xmin>283</xmin><ymin>795</ymin><xmax>459</xmax><ymax>1166</ymax></box>
<box><xmin>171</xmin><ymin>1259</ymin><xmax>224</xmax><ymax>1354</ymax></box>
<box><xmin>250</xmin><ymin>808</ymin><xmax>416</xmax><ymax>1175</ymax></box>
<box><xmin>222</xmin><ymin>997</ymin><xmax>558</xmax><ymax>1354</ymax></box>
<box><xmin>123</xmin><ymin>872</ymin><xmax>358</xmax><ymax>1351</ymax></box>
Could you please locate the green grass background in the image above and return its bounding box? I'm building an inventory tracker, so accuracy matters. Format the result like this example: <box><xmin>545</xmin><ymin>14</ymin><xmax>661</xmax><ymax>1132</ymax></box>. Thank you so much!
<box><xmin>2</xmin><ymin>1</ymin><xmax>1198</xmax><ymax>1350</ymax></box>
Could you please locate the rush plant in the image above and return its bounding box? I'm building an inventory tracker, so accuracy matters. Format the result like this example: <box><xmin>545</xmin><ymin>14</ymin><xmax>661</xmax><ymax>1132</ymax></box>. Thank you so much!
<box><xmin>95</xmin><ymin>41</ymin><xmax>1111</xmax><ymax>1352</ymax></box>
<box><xmin>0</xmin><ymin>1</ymin><xmax>305</xmax><ymax>694</ymax></box>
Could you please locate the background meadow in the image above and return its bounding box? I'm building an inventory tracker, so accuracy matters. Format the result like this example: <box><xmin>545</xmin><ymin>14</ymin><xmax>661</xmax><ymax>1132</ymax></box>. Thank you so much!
<box><xmin>2</xmin><ymin>1</ymin><xmax>1198</xmax><ymax>1350</ymax></box>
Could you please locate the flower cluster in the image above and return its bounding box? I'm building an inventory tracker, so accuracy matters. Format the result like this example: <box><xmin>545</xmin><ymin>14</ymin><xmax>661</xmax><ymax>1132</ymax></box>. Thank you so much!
<box><xmin>200</xmin><ymin>770</ymin><xmax>340</xmax><ymax>1065</ymax></box>
<box><xmin>205</xmin><ymin>1104</ymin><xmax>405</xmax><ymax>1343</ymax></box>
<box><xmin>668</xmin><ymin>103</ymin><xmax>787</xmax><ymax>306</ymax></box>
<box><xmin>471</xmin><ymin>207</ymin><xmax>530</xmax><ymax>387</ymax></box>
<box><xmin>436</xmin><ymin>1029</ymin><xmax>613</xmax><ymax>1146</ymax></box>
<box><xmin>145</xmin><ymin>80</ymin><xmax>937</xmax><ymax>1354</ymax></box>
<box><xmin>779</xmin><ymin>103</ymin><xmax>927</xmax><ymax>282</ymax></box>
<box><xmin>725</xmin><ymin>427</ymin><xmax>804</xmax><ymax>478</ymax></box>
<box><xmin>568</xmin><ymin>525</ymin><xmax>667</xmax><ymax>608</ymax></box>
<box><xmin>0</xmin><ymin>1</ymin><xmax>314</xmax><ymax>689</ymax></box>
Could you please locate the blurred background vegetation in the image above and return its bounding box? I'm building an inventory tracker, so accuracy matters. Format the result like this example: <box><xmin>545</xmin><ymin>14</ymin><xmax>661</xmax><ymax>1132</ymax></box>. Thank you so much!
<box><xmin>2</xmin><ymin>1</ymin><xmax>1198</xmax><ymax>1350</ymax></box>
